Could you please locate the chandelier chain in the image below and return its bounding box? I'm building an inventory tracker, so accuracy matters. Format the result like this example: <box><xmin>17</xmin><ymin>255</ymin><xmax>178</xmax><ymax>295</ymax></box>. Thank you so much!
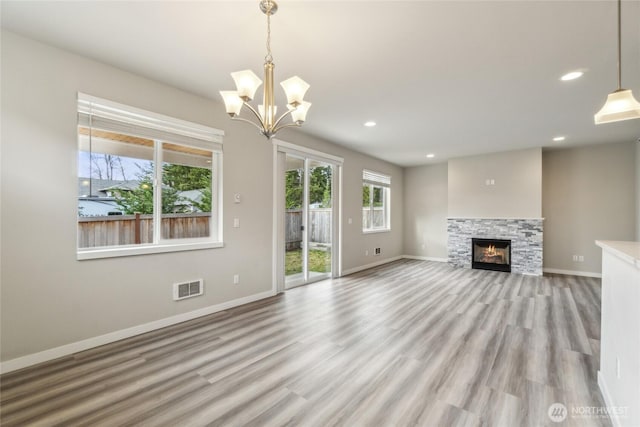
<box><xmin>265</xmin><ymin>4</ymin><xmax>273</xmax><ymax>63</ymax></box>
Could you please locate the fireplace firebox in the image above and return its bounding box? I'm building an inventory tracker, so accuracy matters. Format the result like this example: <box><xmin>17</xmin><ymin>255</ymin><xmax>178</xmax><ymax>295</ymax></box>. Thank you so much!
<box><xmin>472</xmin><ymin>238</ymin><xmax>511</xmax><ymax>272</ymax></box>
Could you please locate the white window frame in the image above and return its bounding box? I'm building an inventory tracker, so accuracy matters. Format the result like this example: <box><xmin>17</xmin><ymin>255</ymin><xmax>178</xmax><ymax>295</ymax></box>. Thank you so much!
<box><xmin>362</xmin><ymin>169</ymin><xmax>391</xmax><ymax>233</ymax></box>
<box><xmin>76</xmin><ymin>93</ymin><xmax>224</xmax><ymax>260</ymax></box>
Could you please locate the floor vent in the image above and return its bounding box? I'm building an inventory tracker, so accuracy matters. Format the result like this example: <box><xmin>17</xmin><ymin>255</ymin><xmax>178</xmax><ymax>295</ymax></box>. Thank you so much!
<box><xmin>173</xmin><ymin>279</ymin><xmax>203</xmax><ymax>301</ymax></box>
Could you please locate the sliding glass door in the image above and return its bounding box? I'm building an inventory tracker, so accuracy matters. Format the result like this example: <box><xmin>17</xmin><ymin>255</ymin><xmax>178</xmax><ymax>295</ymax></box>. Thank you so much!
<box><xmin>284</xmin><ymin>154</ymin><xmax>334</xmax><ymax>288</ymax></box>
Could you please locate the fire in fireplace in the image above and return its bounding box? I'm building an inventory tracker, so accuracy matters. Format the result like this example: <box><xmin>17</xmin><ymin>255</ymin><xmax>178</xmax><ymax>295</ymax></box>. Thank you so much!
<box><xmin>472</xmin><ymin>238</ymin><xmax>511</xmax><ymax>272</ymax></box>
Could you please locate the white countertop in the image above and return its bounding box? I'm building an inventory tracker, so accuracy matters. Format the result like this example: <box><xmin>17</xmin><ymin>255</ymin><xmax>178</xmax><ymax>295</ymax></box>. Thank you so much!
<box><xmin>596</xmin><ymin>240</ymin><xmax>640</xmax><ymax>269</ymax></box>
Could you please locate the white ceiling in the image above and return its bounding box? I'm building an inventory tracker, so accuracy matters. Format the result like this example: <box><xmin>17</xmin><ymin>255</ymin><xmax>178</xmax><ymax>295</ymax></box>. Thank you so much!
<box><xmin>2</xmin><ymin>1</ymin><xmax>640</xmax><ymax>166</ymax></box>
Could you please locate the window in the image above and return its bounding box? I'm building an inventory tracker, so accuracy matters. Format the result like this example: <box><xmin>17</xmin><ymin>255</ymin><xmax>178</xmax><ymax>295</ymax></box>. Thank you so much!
<box><xmin>362</xmin><ymin>169</ymin><xmax>390</xmax><ymax>232</ymax></box>
<box><xmin>77</xmin><ymin>94</ymin><xmax>223</xmax><ymax>259</ymax></box>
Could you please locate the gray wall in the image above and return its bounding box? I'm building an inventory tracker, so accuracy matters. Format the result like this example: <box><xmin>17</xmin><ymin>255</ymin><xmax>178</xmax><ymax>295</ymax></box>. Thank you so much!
<box><xmin>0</xmin><ymin>31</ymin><xmax>403</xmax><ymax>363</ymax></box>
<box><xmin>542</xmin><ymin>142</ymin><xmax>637</xmax><ymax>274</ymax></box>
<box><xmin>403</xmin><ymin>163</ymin><xmax>448</xmax><ymax>259</ymax></box>
<box><xmin>448</xmin><ymin>148</ymin><xmax>542</xmax><ymax>219</ymax></box>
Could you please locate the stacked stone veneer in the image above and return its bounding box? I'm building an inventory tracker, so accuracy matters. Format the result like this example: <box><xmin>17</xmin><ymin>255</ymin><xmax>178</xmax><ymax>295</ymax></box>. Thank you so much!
<box><xmin>447</xmin><ymin>218</ymin><xmax>543</xmax><ymax>275</ymax></box>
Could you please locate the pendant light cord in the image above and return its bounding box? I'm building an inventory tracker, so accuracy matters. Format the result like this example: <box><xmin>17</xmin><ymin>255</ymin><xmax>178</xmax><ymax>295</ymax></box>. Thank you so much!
<box><xmin>617</xmin><ymin>0</ymin><xmax>622</xmax><ymax>90</ymax></box>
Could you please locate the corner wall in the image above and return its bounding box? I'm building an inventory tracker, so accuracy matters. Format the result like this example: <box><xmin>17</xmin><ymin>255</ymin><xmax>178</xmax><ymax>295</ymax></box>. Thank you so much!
<box><xmin>403</xmin><ymin>163</ymin><xmax>448</xmax><ymax>260</ymax></box>
<box><xmin>542</xmin><ymin>142</ymin><xmax>636</xmax><ymax>274</ymax></box>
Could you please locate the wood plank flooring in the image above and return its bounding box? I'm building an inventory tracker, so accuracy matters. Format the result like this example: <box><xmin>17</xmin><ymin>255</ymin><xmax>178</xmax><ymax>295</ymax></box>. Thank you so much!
<box><xmin>0</xmin><ymin>260</ymin><xmax>611</xmax><ymax>426</ymax></box>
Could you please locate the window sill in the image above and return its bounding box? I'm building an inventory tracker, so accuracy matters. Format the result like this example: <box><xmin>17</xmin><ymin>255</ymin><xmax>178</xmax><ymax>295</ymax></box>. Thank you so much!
<box><xmin>363</xmin><ymin>228</ymin><xmax>391</xmax><ymax>235</ymax></box>
<box><xmin>77</xmin><ymin>241</ymin><xmax>224</xmax><ymax>260</ymax></box>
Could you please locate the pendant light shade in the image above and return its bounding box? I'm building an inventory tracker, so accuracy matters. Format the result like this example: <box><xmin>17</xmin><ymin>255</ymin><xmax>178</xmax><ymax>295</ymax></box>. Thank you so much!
<box><xmin>280</xmin><ymin>76</ymin><xmax>310</xmax><ymax>106</ymax></box>
<box><xmin>594</xmin><ymin>0</ymin><xmax>640</xmax><ymax>124</ymax></box>
<box><xmin>219</xmin><ymin>91</ymin><xmax>243</xmax><ymax>116</ymax></box>
<box><xmin>290</xmin><ymin>101</ymin><xmax>311</xmax><ymax>124</ymax></box>
<box><xmin>231</xmin><ymin>70</ymin><xmax>263</xmax><ymax>101</ymax></box>
<box><xmin>594</xmin><ymin>89</ymin><xmax>640</xmax><ymax>124</ymax></box>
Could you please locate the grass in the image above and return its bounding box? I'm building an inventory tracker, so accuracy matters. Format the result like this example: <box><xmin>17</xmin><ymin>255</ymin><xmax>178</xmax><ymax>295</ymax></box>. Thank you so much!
<box><xmin>285</xmin><ymin>249</ymin><xmax>331</xmax><ymax>275</ymax></box>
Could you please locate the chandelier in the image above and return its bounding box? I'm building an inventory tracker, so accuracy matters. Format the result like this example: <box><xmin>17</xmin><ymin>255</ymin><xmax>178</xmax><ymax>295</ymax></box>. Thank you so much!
<box><xmin>220</xmin><ymin>0</ymin><xmax>311</xmax><ymax>139</ymax></box>
<box><xmin>594</xmin><ymin>0</ymin><xmax>640</xmax><ymax>124</ymax></box>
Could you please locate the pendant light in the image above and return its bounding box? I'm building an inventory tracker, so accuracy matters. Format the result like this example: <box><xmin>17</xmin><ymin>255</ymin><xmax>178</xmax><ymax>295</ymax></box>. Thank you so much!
<box><xmin>594</xmin><ymin>0</ymin><xmax>640</xmax><ymax>124</ymax></box>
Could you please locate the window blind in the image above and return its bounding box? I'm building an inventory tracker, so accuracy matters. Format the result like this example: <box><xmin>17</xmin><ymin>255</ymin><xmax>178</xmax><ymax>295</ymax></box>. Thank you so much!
<box><xmin>363</xmin><ymin>169</ymin><xmax>391</xmax><ymax>187</ymax></box>
<box><xmin>77</xmin><ymin>93</ymin><xmax>224</xmax><ymax>151</ymax></box>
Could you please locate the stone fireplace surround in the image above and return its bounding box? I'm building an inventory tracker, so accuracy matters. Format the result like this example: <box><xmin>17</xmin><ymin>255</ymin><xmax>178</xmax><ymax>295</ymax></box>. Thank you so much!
<box><xmin>447</xmin><ymin>218</ymin><xmax>543</xmax><ymax>275</ymax></box>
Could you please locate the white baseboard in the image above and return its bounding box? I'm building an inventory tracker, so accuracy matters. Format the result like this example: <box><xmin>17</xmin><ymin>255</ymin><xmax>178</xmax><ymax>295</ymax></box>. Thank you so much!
<box><xmin>543</xmin><ymin>268</ymin><xmax>602</xmax><ymax>278</ymax></box>
<box><xmin>0</xmin><ymin>290</ymin><xmax>276</xmax><ymax>375</ymax></box>
<box><xmin>402</xmin><ymin>255</ymin><xmax>448</xmax><ymax>263</ymax></box>
<box><xmin>598</xmin><ymin>371</ymin><xmax>622</xmax><ymax>427</ymax></box>
<box><xmin>341</xmin><ymin>256</ymin><xmax>404</xmax><ymax>276</ymax></box>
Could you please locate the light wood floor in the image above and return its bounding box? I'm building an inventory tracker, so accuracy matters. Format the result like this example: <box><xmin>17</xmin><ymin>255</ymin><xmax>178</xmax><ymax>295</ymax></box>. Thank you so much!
<box><xmin>0</xmin><ymin>260</ymin><xmax>610</xmax><ymax>426</ymax></box>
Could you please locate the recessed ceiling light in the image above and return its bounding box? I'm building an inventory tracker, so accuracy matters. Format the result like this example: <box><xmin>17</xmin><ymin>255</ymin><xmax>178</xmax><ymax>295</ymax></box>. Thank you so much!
<box><xmin>364</xmin><ymin>121</ymin><xmax>376</xmax><ymax>127</ymax></box>
<box><xmin>553</xmin><ymin>136</ymin><xmax>566</xmax><ymax>142</ymax></box>
<box><xmin>426</xmin><ymin>154</ymin><xmax>435</xmax><ymax>158</ymax></box>
<box><xmin>560</xmin><ymin>71</ymin><xmax>584</xmax><ymax>81</ymax></box>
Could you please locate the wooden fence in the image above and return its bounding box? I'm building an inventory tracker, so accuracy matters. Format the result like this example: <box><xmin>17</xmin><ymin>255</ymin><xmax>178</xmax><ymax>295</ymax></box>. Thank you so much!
<box><xmin>286</xmin><ymin>209</ymin><xmax>332</xmax><ymax>250</ymax></box>
<box><xmin>285</xmin><ymin>208</ymin><xmax>384</xmax><ymax>250</ymax></box>
<box><xmin>79</xmin><ymin>208</ymin><xmax>382</xmax><ymax>249</ymax></box>
<box><xmin>78</xmin><ymin>212</ymin><xmax>210</xmax><ymax>248</ymax></box>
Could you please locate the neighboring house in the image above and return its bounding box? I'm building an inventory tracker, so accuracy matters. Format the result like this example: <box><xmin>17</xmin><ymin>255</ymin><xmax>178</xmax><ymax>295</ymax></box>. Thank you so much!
<box><xmin>78</xmin><ymin>177</ymin><xmax>140</xmax><ymax>198</ymax></box>
<box><xmin>77</xmin><ymin>199</ymin><xmax>122</xmax><ymax>217</ymax></box>
<box><xmin>77</xmin><ymin>177</ymin><xmax>139</xmax><ymax>217</ymax></box>
<box><xmin>78</xmin><ymin>177</ymin><xmax>208</xmax><ymax>215</ymax></box>
<box><xmin>176</xmin><ymin>189</ymin><xmax>207</xmax><ymax>213</ymax></box>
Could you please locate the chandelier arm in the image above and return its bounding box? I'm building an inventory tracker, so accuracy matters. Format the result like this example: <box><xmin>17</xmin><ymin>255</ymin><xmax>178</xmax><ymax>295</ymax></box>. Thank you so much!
<box><xmin>242</xmin><ymin>102</ymin><xmax>268</xmax><ymax>129</ymax></box>
<box><xmin>272</xmin><ymin>108</ymin><xmax>295</xmax><ymax>130</ymax></box>
<box><xmin>272</xmin><ymin>122</ymin><xmax>301</xmax><ymax>135</ymax></box>
<box><xmin>231</xmin><ymin>116</ymin><xmax>265</xmax><ymax>133</ymax></box>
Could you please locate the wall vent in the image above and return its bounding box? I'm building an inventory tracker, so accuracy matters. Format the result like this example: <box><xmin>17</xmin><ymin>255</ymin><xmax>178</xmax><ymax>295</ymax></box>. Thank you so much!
<box><xmin>173</xmin><ymin>279</ymin><xmax>203</xmax><ymax>301</ymax></box>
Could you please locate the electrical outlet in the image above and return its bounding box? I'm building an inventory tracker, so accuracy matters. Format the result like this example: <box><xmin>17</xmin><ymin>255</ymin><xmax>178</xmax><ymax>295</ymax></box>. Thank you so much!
<box><xmin>578</xmin><ymin>255</ymin><xmax>584</xmax><ymax>262</ymax></box>
<box><xmin>374</xmin><ymin>247</ymin><xmax>381</xmax><ymax>256</ymax></box>
<box><xmin>233</xmin><ymin>218</ymin><xmax>240</xmax><ymax>228</ymax></box>
<box><xmin>233</xmin><ymin>274</ymin><xmax>239</xmax><ymax>284</ymax></box>
<box><xmin>365</xmin><ymin>250</ymin><xmax>369</xmax><ymax>256</ymax></box>
<box><xmin>572</xmin><ymin>255</ymin><xmax>578</xmax><ymax>262</ymax></box>
<box><xmin>348</xmin><ymin>217</ymin><xmax>353</xmax><ymax>224</ymax></box>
